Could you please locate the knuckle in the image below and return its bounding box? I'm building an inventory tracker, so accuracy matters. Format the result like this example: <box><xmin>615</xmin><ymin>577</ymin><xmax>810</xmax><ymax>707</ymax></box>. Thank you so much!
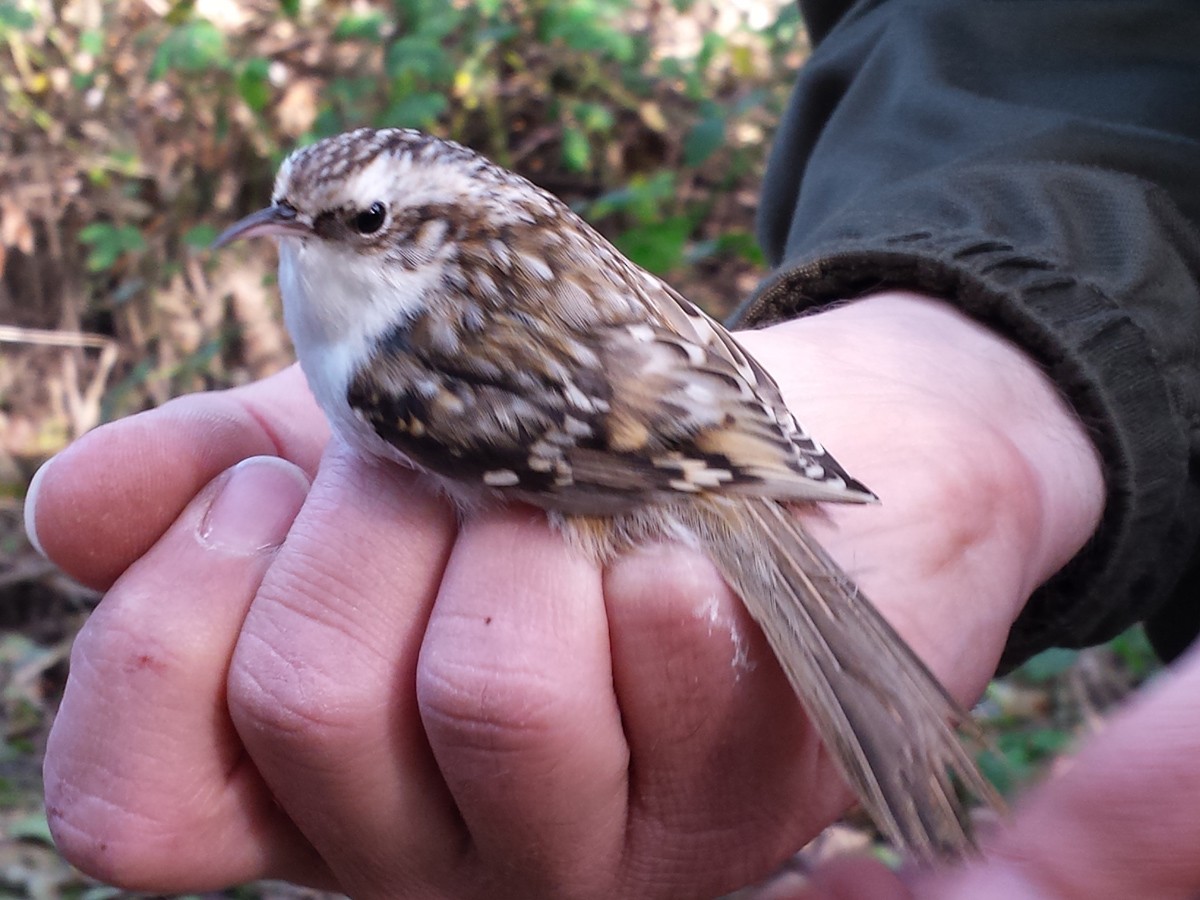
<box><xmin>226</xmin><ymin>554</ymin><xmax>397</xmax><ymax>744</ymax></box>
<box><xmin>415</xmin><ymin>634</ymin><xmax>571</xmax><ymax>756</ymax></box>
<box><xmin>226</xmin><ymin>627</ymin><xmax>376</xmax><ymax>744</ymax></box>
<box><xmin>69</xmin><ymin>599</ymin><xmax>195</xmax><ymax>692</ymax></box>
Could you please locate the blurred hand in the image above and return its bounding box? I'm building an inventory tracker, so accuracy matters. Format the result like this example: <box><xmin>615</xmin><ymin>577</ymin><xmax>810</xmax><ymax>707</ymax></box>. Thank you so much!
<box><xmin>769</xmin><ymin>638</ymin><xmax>1200</xmax><ymax>900</ymax></box>
<box><xmin>29</xmin><ymin>293</ymin><xmax>1103</xmax><ymax>899</ymax></box>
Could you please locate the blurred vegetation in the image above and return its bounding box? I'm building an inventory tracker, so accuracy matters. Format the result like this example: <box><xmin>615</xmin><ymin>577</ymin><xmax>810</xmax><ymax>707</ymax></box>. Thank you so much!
<box><xmin>0</xmin><ymin>0</ymin><xmax>1163</xmax><ymax>897</ymax></box>
<box><xmin>0</xmin><ymin>0</ymin><xmax>800</xmax><ymax>464</ymax></box>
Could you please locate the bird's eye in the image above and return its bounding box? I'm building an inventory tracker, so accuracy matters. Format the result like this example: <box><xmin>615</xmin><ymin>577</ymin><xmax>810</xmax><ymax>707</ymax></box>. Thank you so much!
<box><xmin>351</xmin><ymin>202</ymin><xmax>387</xmax><ymax>235</ymax></box>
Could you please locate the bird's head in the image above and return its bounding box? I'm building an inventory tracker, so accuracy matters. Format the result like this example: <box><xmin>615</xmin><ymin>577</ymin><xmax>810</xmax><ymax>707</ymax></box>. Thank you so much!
<box><xmin>214</xmin><ymin>127</ymin><xmax>540</xmax><ymax>259</ymax></box>
<box><xmin>216</xmin><ymin>129</ymin><xmax>562</xmax><ymax>352</ymax></box>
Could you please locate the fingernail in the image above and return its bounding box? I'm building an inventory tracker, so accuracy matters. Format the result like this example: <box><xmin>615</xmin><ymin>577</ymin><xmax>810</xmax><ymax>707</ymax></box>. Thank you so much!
<box><xmin>22</xmin><ymin>454</ymin><xmax>55</xmax><ymax>559</ymax></box>
<box><xmin>200</xmin><ymin>456</ymin><xmax>310</xmax><ymax>553</ymax></box>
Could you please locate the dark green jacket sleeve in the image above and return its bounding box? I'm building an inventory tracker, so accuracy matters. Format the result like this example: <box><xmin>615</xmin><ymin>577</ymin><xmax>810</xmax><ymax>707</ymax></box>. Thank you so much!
<box><xmin>734</xmin><ymin>0</ymin><xmax>1200</xmax><ymax>666</ymax></box>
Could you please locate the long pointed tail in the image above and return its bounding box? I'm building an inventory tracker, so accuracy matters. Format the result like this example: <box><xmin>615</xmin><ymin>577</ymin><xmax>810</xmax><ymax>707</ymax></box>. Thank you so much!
<box><xmin>685</xmin><ymin>496</ymin><xmax>1002</xmax><ymax>861</ymax></box>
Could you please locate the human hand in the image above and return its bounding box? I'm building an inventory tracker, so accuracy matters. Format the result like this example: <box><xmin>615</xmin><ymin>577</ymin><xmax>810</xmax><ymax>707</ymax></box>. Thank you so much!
<box><xmin>29</xmin><ymin>292</ymin><xmax>1103</xmax><ymax>898</ymax></box>
<box><xmin>757</xmin><ymin>636</ymin><xmax>1200</xmax><ymax>900</ymax></box>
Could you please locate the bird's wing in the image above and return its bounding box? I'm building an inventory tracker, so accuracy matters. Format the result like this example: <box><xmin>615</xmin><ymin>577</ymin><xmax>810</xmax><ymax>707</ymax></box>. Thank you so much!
<box><xmin>346</xmin><ymin>264</ymin><xmax>875</xmax><ymax>512</ymax></box>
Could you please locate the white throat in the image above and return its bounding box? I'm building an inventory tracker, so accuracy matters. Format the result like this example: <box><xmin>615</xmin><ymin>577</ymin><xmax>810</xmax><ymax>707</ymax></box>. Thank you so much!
<box><xmin>276</xmin><ymin>236</ymin><xmax>439</xmax><ymax>454</ymax></box>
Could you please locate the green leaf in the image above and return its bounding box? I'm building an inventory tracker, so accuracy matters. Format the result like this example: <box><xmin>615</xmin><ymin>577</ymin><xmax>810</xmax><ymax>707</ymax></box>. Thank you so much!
<box><xmin>538</xmin><ymin>2</ymin><xmax>636</xmax><ymax>63</ymax></box>
<box><xmin>164</xmin><ymin>0</ymin><xmax>197</xmax><ymax>26</ymax></box>
<box><xmin>333</xmin><ymin>11</ymin><xmax>385</xmax><ymax>41</ymax></box>
<box><xmin>991</xmin><ymin>725</ymin><xmax>1073</xmax><ymax>791</ymax></box>
<box><xmin>278</xmin><ymin>0</ymin><xmax>300</xmax><ymax>18</ymax></box>
<box><xmin>767</xmin><ymin>2</ymin><xmax>802</xmax><ymax>41</ymax></box>
<box><xmin>408</xmin><ymin>0</ymin><xmax>464</xmax><ymax>41</ymax></box>
<box><xmin>382</xmin><ymin>92</ymin><xmax>448</xmax><ymax>128</ymax></box>
<box><xmin>78</xmin><ymin>222</ymin><xmax>113</xmax><ymax>244</ymax></box>
<box><xmin>386</xmin><ymin>36</ymin><xmax>453</xmax><ymax>83</ymax></box>
<box><xmin>79</xmin><ymin>224</ymin><xmax>124</xmax><ymax>273</ymax></box>
<box><xmin>696</xmin><ymin>31</ymin><xmax>726</xmax><ymax>73</ymax></box>
<box><xmin>86</xmin><ymin>246</ymin><xmax>120</xmax><ymax>273</ymax></box>
<box><xmin>477</xmin><ymin>21</ymin><xmax>520</xmax><ymax>44</ymax></box>
<box><xmin>683</xmin><ymin>115</ymin><xmax>725</xmax><ymax>166</ymax></box>
<box><xmin>0</xmin><ymin>1</ymin><xmax>35</xmax><ymax>32</ymax></box>
<box><xmin>312</xmin><ymin>108</ymin><xmax>345</xmax><ymax>139</ymax></box>
<box><xmin>80</xmin><ymin>888</ymin><xmax>126</xmax><ymax>900</ymax></box>
<box><xmin>183</xmin><ymin>224</ymin><xmax>218</xmax><ymax>248</ymax></box>
<box><xmin>561</xmin><ymin>126</ymin><xmax>591</xmax><ymax>172</ymax></box>
<box><xmin>80</xmin><ymin>28</ymin><xmax>104</xmax><ymax>55</ymax></box>
<box><xmin>976</xmin><ymin>749</ymin><xmax>1016</xmax><ymax>797</ymax></box>
<box><xmin>714</xmin><ymin>230</ymin><xmax>765</xmax><ymax>265</ymax></box>
<box><xmin>79</xmin><ymin>223</ymin><xmax>146</xmax><ymax>272</ymax></box>
<box><xmin>1027</xmin><ymin>727</ymin><xmax>1072</xmax><ymax>755</ymax></box>
<box><xmin>1106</xmin><ymin>625</ymin><xmax>1159</xmax><ymax>679</ymax></box>
<box><xmin>573</xmin><ymin>101</ymin><xmax>615</xmax><ymax>134</ymax></box>
<box><xmin>120</xmin><ymin>229</ymin><xmax>146</xmax><ymax>254</ymax></box>
<box><xmin>150</xmin><ymin>19</ymin><xmax>229</xmax><ymax>80</ymax></box>
<box><xmin>614</xmin><ymin>216</ymin><xmax>692</xmax><ymax>274</ymax></box>
<box><xmin>689</xmin><ymin>230</ymin><xmax>765</xmax><ymax>266</ymax></box>
<box><xmin>329</xmin><ymin>74</ymin><xmax>376</xmax><ymax>105</ymax></box>
<box><xmin>1016</xmin><ymin>647</ymin><xmax>1079</xmax><ymax>683</ymax></box>
<box><xmin>236</xmin><ymin>57</ymin><xmax>272</xmax><ymax>112</ymax></box>
<box><xmin>7</xmin><ymin>809</ymin><xmax>53</xmax><ymax>844</ymax></box>
<box><xmin>586</xmin><ymin>171</ymin><xmax>678</xmax><ymax>222</ymax></box>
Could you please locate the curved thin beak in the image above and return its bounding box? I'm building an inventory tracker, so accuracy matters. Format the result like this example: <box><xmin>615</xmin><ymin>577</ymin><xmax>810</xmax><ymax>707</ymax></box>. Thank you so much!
<box><xmin>212</xmin><ymin>204</ymin><xmax>310</xmax><ymax>248</ymax></box>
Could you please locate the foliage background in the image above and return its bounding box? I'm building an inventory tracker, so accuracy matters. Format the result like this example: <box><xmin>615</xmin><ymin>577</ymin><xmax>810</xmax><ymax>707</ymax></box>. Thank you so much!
<box><xmin>0</xmin><ymin>0</ymin><xmax>1158</xmax><ymax>896</ymax></box>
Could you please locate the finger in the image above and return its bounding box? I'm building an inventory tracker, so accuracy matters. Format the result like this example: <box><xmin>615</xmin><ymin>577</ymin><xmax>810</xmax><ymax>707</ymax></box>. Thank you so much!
<box><xmin>415</xmin><ymin>506</ymin><xmax>629</xmax><ymax>895</ymax></box>
<box><xmin>26</xmin><ymin>364</ymin><xmax>327</xmax><ymax>590</ymax></box>
<box><xmin>44</xmin><ymin>456</ymin><xmax>331</xmax><ymax>892</ymax></box>
<box><xmin>922</xmin><ymin>642</ymin><xmax>1200</xmax><ymax>900</ymax></box>
<box><xmin>226</xmin><ymin>444</ymin><xmax>463</xmax><ymax>898</ymax></box>
<box><xmin>605</xmin><ymin>544</ymin><xmax>853</xmax><ymax>897</ymax></box>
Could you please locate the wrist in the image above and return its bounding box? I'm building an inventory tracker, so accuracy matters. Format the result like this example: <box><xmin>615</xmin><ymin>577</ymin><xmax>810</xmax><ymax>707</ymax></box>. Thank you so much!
<box><xmin>734</xmin><ymin>291</ymin><xmax>1105</xmax><ymax>687</ymax></box>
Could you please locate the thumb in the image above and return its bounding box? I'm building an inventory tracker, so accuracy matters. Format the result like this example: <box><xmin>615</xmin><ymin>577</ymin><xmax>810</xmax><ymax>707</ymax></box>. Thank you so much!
<box><xmin>44</xmin><ymin>456</ymin><xmax>327</xmax><ymax>892</ymax></box>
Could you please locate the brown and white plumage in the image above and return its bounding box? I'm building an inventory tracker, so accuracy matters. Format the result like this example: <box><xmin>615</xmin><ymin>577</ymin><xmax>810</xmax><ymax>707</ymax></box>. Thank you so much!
<box><xmin>216</xmin><ymin>127</ymin><xmax>1002</xmax><ymax>861</ymax></box>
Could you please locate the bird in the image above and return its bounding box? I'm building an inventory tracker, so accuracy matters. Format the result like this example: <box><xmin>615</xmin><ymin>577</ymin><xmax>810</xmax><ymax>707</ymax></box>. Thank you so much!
<box><xmin>214</xmin><ymin>126</ymin><xmax>1001</xmax><ymax>862</ymax></box>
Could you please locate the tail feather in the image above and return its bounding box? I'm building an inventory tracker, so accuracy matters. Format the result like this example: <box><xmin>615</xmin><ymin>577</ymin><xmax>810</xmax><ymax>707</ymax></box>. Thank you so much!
<box><xmin>686</xmin><ymin>496</ymin><xmax>1003</xmax><ymax>861</ymax></box>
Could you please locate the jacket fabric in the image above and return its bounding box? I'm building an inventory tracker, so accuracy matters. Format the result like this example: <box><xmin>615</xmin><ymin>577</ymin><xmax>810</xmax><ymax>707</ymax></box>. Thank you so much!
<box><xmin>735</xmin><ymin>0</ymin><xmax>1200</xmax><ymax>666</ymax></box>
